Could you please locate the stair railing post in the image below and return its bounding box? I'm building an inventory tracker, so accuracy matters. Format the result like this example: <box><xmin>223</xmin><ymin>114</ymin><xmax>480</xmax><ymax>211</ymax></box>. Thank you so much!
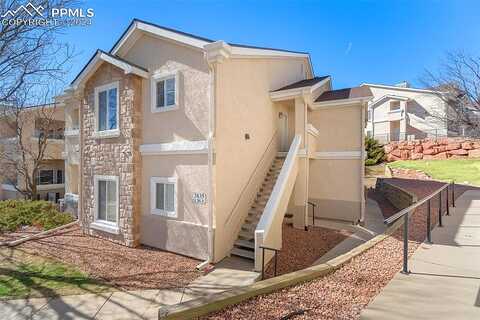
<box><xmin>427</xmin><ymin>199</ymin><xmax>432</xmax><ymax>244</ymax></box>
<box><xmin>446</xmin><ymin>185</ymin><xmax>450</xmax><ymax>216</ymax></box>
<box><xmin>438</xmin><ymin>191</ymin><xmax>443</xmax><ymax>227</ymax></box>
<box><xmin>452</xmin><ymin>181</ymin><xmax>455</xmax><ymax>208</ymax></box>
<box><xmin>261</xmin><ymin>247</ymin><xmax>265</xmax><ymax>280</ymax></box>
<box><xmin>402</xmin><ymin>212</ymin><xmax>410</xmax><ymax>274</ymax></box>
<box><xmin>274</xmin><ymin>250</ymin><xmax>278</xmax><ymax>277</ymax></box>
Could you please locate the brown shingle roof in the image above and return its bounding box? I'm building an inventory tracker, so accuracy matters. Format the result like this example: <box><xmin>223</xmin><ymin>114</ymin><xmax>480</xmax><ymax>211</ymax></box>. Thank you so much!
<box><xmin>315</xmin><ymin>86</ymin><xmax>372</xmax><ymax>103</ymax></box>
<box><xmin>272</xmin><ymin>76</ymin><xmax>330</xmax><ymax>92</ymax></box>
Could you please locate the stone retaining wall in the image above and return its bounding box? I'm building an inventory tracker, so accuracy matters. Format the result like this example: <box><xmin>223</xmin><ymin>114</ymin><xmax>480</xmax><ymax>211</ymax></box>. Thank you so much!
<box><xmin>384</xmin><ymin>138</ymin><xmax>480</xmax><ymax>162</ymax></box>
<box><xmin>375</xmin><ymin>178</ymin><xmax>418</xmax><ymax>210</ymax></box>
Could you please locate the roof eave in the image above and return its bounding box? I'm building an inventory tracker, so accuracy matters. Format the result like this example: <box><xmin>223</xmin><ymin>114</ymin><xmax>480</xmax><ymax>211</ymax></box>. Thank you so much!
<box><xmin>71</xmin><ymin>51</ymin><xmax>149</xmax><ymax>90</ymax></box>
<box><xmin>312</xmin><ymin>96</ymin><xmax>373</xmax><ymax>109</ymax></box>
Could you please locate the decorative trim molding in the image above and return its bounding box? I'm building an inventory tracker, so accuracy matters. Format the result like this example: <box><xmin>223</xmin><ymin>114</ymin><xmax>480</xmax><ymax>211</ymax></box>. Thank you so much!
<box><xmin>307</xmin><ymin>124</ymin><xmax>319</xmax><ymax>137</ymax></box>
<box><xmin>140</xmin><ymin>140</ymin><xmax>208</xmax><ymax>155</ymax></box>
<box><xmin>314</xmin><ymin>151</ymin><xmax>362</xmax><ymax>160</ymax></box>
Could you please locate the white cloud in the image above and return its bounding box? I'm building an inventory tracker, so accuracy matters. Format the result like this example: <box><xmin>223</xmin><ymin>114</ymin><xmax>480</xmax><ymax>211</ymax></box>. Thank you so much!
<box><xmin>344</xmin><ymin>42</ymin><xmax>353</xmax><ymax>55</ymax></box>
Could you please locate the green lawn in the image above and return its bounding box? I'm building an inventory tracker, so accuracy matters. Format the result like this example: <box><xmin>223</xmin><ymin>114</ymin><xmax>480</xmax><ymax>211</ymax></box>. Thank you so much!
<box><xmin>0</xmin><ymin>248</ymin><xmax>111</xmax><ymax>300</ymax></box>
<box><xmin>388</xmin><ymin>159</ymin><xmax>480</xmax><ymax>186</ymax></box>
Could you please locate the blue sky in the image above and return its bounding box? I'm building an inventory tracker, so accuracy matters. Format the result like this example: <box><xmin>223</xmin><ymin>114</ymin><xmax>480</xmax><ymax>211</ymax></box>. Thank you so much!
<box><xmin>60</xmin><ymin>0</ymin><xmax>480</xmax><ymax>89</ymax></box>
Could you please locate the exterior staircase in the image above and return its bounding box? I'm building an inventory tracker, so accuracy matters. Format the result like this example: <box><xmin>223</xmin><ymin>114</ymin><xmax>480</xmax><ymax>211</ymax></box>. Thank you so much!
<box><xmin>230</xmin><ymin>156</ymin><xmax>285</xmax><ymax>260</ymax></box>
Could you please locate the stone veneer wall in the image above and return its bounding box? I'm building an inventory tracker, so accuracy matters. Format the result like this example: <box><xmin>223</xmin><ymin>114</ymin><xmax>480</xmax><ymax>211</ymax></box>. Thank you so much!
<box><xmin>80</xmin><ymin>63</ymin><xmax>143</xmax><ymax>247</ymax></box>
<box><xmin>385</xmin><ymin>138</ymin><xmax>480</xmax><ymax>162</ymax></box>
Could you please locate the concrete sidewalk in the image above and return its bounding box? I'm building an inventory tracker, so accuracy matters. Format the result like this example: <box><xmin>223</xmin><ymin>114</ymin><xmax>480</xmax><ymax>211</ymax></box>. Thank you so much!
<box><xmin>1</xmin><ymin>257</ymin><xmax>259</xmax><ymax>320</ymax></box>
<box><xmin>361</xmin><ymin>190</ymin><xmax>480</xmax><ymax>320</ymax></box>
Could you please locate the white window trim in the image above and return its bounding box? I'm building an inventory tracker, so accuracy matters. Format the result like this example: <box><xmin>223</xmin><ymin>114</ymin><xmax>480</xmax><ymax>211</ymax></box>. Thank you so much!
<box><xmin>150</xmin><ymin>177</ymin><xmax>177</xmax><ymax>218</ymax></box>
<box><xmin>150</xmin><ymin>71</ymin><xmax>179</xmax><ymax>113</ymax></box>
<box><xmin>93</xmin><ymin>81</ymin><xmax>120</xmax><ymax>138</ymax></box>
<box><xmin>92</xmin><ymin>175</ymin><xmax>119</xmax><ymax>234</ymax></box>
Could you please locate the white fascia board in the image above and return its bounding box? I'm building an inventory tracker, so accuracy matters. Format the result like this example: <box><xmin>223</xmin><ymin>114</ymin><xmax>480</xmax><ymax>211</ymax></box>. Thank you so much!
<box><xmin>310</xmin><ymin>77</ymin><xmax>331</xmax><ymax>94</ymax></box>
<box><xmin>71</xmin><ymin>52</ymin><xmax>148</xmax><ymax>89</ymax></box>
<box><xmin>270</xmin><ymin>88</ymin><xmax>305</xmax><ymax>101</ymax></box>
<box><xmin>99</xmin><ymin>52</ymin><xmax>148</xmax><ymax>78</ymax></box>
<box><xmin>361</xmin><ymin>83</ymin><xmax>444</xmax><ymax>95</ymax></box>
<box><xmin>369</xmin><ymin>94</ymin><xmax>410</xmax><ymax>108</ymax></box>
<box><xmin>230</xmin><ymin>46</ymin><xmax>309</xmax><ymax>58</ymax></box>
<box><xmin>140</xmin><ymin>140</ymin><xmax>208</xmax><ymax>155</ymax></box>
<box><xmin>312</xmin><ymin>97</ymin><xmax>372</xmax><ymax>110</ymax></box>
<box><xmin>270</xmin><ymin>77</ymin><xmax>331</xmax><ymax>102</ymax></box>
<box><xmin>112</xmin><ymin>21</ymin><xmax>310</xmax><ymax>61</ymax></box>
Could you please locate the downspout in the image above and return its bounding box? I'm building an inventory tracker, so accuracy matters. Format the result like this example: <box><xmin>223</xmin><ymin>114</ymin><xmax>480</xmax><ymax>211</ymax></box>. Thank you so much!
<box><xmin>197</xmin><ymin>55</ymin><xmax>217</xmax><ymax>270</ymax></box>
<box><xmin>360</xmin><ymin>101</ymin><xmax>367</xmax><ymax>223</ymax></box>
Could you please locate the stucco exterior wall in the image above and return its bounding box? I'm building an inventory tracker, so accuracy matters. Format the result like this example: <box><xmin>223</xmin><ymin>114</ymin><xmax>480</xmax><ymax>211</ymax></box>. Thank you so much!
<box><xmin>123</xmin><ymin>34</ymin><xmax>210</xmax><ymax>143</ymax></box>
<box><xmin>122</xmin><ymin>34</ymin><xmax>211</xmax><ymax>258</ymax></box>
<box><xmin>308</xmin><ymin>105</ymin><xmax>364</xmax><ymax>223</ymax></box>
<box><xmin>80</xmin><ymin>63</ymin><xmax>143</xmax><ymax>247</ymax></box>
<box><xmin>367</xmin><ymin>86</ymin><xmax>447</xmax><ymax>140</ymax></box>
<box><xmin>0</xmin><ymin>105</ymin><xmax>65</xmax><ymax>199</ymax></box>
<box><xmin>214</xmin><ymin>57</ymin><xmax>308</xmax><ymax>261</ymax></box>
<box><xmin>141</xmin><ymin>155</ymin><xmax>209</xmax><ymax>260</ymax></box>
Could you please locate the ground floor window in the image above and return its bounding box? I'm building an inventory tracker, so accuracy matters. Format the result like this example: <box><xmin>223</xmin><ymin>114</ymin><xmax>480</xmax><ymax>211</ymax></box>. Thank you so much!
<box><xmin>150</xmin><ymin>177</ymin><xmax>177</xmax><ymax>217</ymax></box>
<box><xmin>95</xmin><ymin>176</ymin><xmax>118</xmax><ymax>224</ymax></box>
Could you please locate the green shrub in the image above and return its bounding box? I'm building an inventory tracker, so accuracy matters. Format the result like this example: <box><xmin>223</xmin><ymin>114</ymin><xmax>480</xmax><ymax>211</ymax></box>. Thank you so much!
<box><xmin>0</xmin><ymin>200</ymin><xmax>74</xmax><ymax>233</ymax></box>
<box><xmin>365</xmin><ymin>137</ymin><xmax>385</xmax><ymax>166</ymax></box>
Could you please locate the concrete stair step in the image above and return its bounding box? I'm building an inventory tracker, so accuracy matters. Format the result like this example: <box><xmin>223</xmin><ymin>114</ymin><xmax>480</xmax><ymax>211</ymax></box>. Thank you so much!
<box><xmin>238</xmin><ymin>230</ymin><xmax>254</xmax><ymax>240</ymax></box>
<box><xmin>231</xmin><ymin>247</ymin><xmax>254</xmax><ymax>260</ymax></box>
<box><xmin>241</xmin><ymin>223</ymin><xmax>256</xmax><ymax>232</ymax></box>
<box><xmin>234</xmin><ymin>239</ymin><xmax>255</xmax><ymax>249</ymax></box>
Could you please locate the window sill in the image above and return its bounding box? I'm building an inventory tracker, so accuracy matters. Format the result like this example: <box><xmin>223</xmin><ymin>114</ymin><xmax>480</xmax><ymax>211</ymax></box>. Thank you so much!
<box><xmin>92</xmin><ymin>129</ymin><xmax>120</xmax><ymax>139</ymax></box>
<box><xmin>151</xmin><ymin>105</ymin><xmax>179</xmax><ymax>114</ymax></box>
<box><xmin>90</xmin><ymin>221</ymin><xmax>119</xmax><ymax>234</ymax></box>
<box><xmin>151</xmin><ymin>209</ymin><xmax>177</xmax><ymax>218</ymax></box>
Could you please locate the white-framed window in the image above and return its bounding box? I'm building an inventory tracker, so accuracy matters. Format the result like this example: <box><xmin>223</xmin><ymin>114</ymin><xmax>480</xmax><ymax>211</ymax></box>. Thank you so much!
<box><xmin>368</xmin><ymin>108</ymin><xmax>373</xmax><ymax>122</ymax></box>
<box><xmin>94</xmin><ymin>82</ymin><xmax>119</xmax><ymax>137</ymax></box>
<box><xmin>93</xmin><ymin>175</ymin><xmax>119</xmax><ymax>233</ymax></box>
<box><xmin>151</xmin><ymin>72</ymin><xmax>179</xmax><ymax>113</ymax></box>
<box><xmin>150</xmin><ymin>177</ymin><xmax>177</xmax><ymax>217</ymax></box>
<box><xmin>36</xmin><ymin>169</ymin><xmax>64</xmax><ymax>185</ymax></box>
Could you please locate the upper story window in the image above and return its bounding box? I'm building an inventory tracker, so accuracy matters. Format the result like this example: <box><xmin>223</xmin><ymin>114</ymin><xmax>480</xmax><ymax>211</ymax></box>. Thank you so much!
<box><xmin>94</xmin><ymin>82</ymin><xmax>119</xmax><ymax>136</ymax></box>
<box><xmin>151</xmin><ymin>72</ymin><xmax>178</xmax><ymax>113</ymax></box>
<box><xmin>368</xmin><ymin>107</ymin><xmax>373</xmax><ymax>122</ymax></box>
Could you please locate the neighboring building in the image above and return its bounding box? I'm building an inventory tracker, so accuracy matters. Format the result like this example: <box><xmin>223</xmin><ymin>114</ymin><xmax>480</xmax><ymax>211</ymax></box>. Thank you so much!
<box><xmin>0</xmin><ymin>104</ymin><xmax>66</xmax><ymax>201</ymax></box>
<box><xmin>363</xmin><ymin>82</ymin><xmax>450</xmax><ymax>143</ymax></box>
<box><xmin>60</xmin><ymin>19</ymin><xmax>371</xmax><ymax>270</ymax></box>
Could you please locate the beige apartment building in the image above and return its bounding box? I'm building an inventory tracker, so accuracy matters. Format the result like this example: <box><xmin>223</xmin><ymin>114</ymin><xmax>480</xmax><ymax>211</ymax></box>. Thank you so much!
<box><xmin>60</xmin><ymin>19</ymin><xmax>371</xmax><ymax>270</ymax></box>
<box><xmin>0</xmin><ymin>104</ymin><xmax>66</xmax><ymax>202</ymax></box>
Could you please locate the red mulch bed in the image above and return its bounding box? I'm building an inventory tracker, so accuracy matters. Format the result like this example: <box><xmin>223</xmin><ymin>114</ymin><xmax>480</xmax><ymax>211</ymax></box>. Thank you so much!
<box><xmin>204</xmin><ymin>179</ymin><xmax>479</xmax><ymax>320</ymax></box>
<box><xmin>264</xmin><ymin>224</ymin><xmax>351</xmax><ymax>278</ymax></box>
<box><xmin>15</xmin><ymin>225</ymin><xmax>201</xmax><ymax>290</ymax></box>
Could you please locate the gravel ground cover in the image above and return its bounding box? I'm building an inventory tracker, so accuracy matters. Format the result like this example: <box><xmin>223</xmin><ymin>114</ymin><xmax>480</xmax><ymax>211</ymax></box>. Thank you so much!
<box><xmin>14</xmin><ymin>224</ymin><xmax>201</xmax><ymax>291</ymax></box>
<box><xmin>263</xmin><ymin>224</ymin><xmax>351</xmax><ymax>278</ymax></box>
<box><xmin>204</xmin><ymin>179</ymin><xmax>477</xmax><ymax>320</ymax></box>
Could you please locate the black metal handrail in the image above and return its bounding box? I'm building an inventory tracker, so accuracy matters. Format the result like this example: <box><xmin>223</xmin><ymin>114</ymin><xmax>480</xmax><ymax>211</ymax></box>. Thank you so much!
<box><xmin>260</xmin><ymin>245</ymin><xmax>280</xmax><ymax>280</ymax></box>
<box><xmin>307</xmin><ymin>201</ymin><xmax>317</xmax><ymax>226</ymax></box>
<box><xmin>384</xmin><ymin>181</ymin><xmax>456</xmax><ymax>274</ymax></box>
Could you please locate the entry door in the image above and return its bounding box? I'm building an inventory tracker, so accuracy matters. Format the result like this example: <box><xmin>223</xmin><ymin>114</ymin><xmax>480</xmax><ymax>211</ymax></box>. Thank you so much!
<box><xmin>278</xmin><ymin>112</ymin><xmax>289</xmax><ymax>152</ymax></box>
